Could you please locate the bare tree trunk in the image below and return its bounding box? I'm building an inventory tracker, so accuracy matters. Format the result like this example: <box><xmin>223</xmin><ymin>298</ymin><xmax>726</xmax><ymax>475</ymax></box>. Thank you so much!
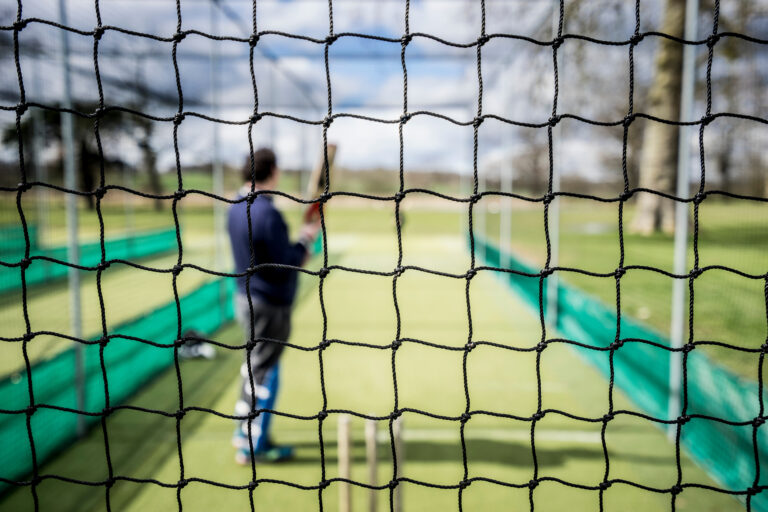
<box><xmin>140</xmin><ymin>137</ymin><xmax>163</xmax><ymax>211</ymax></box>
<box><xmin>630</xmin><ymin>0</ymin><xmax>685</xmax><ymax>235</ymax></box>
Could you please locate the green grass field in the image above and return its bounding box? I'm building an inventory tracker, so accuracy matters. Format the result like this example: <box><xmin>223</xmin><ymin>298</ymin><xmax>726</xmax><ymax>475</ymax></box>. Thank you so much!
<box><xmin>0</xmin><ymin>198</ymin><xmax>750</xmax><ymax>511</ymax></box>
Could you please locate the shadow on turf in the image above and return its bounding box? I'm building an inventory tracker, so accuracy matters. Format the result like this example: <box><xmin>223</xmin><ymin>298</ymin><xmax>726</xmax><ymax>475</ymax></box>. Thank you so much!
<box><xmin>287</xmin><ymin>438</ymin><xmax>675</xmax><ymax>467</ymax></box>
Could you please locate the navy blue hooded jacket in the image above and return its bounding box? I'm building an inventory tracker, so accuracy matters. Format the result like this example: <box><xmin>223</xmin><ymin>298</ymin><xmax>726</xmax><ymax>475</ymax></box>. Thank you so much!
<box><xmin>227</xmin><ymin>193</ymin><xmax>306</xmax><ymax>306</ymax></box>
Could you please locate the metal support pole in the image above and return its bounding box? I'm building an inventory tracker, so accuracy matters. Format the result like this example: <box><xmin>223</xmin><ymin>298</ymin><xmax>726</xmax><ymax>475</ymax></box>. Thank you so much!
<box><xmin>668</xmin><ymin>0</ymin><xmax>699</xmax><ymax>439</ymax></box>
<box><xmin>58</xmin><ymin>0</ymin><xmax>84</xmax><ymax>437</ymax></box>
<box><xmin>546</xmin><ymin>0</ymin><xmax>561</xmax><ymax>328</ymax></box>
<box><xmin>338</xmin><ymin>414</ymin><xmax>352</xmax><ymax>512</ymax></box>
<box><xmin>500</xmin><ymin>158</ymin><xmax>512</xmax><ymax>270</ymax></box>
<box><xmin>210</xmin><ymin>1</ymin><xmax>226</xmax><ymax>316</ymax></box>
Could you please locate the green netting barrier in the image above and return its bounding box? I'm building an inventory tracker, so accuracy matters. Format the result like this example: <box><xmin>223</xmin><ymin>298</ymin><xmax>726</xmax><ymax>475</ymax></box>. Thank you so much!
<box><xmin>476</xmin><ymin>236</ymin><xmax>766</xmax><ymax>510</ymax></box>
<box><xmin>0</xmin><ymin>228</ymin><xmax>177</xmax><ymax>294</ymax></box>
<box><xmin>0</xmin><ymin>224</ymin><xmax>39</xmax><ymax>256</ymax></box>
<box><xmin>0</xmin><ymin>278</ymin><xmax>234</xmax><ymax>492</ymax></box>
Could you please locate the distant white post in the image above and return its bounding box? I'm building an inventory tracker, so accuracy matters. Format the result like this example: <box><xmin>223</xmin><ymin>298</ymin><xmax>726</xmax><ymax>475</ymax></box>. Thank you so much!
<box><xmin>58</xmin><ymin>0</ymin><xmax>85</xmax><ymax>437</ymax></box>
<box><xmin>338</xmin><ymin>414</ymin><xmax>352</xmax><ymax>512</ymax></box>
<box><xmin>365</xmin><ymin>418</ymin><xmax>378</xmax><ymax>512</ymax></box>
<box><xmin>668</xmin><ymin>0</ymin><xmax>700</xmax><ymax>440</ymax></box>
<box><xmin>546</xmin><ymin>0</ymin><xmax>561</xmax><ymax>327</ymax></box>
<box><xmin>393</xmin><ymin>416</ymin><xmax>404</xmax><ymax>512</ymax></box>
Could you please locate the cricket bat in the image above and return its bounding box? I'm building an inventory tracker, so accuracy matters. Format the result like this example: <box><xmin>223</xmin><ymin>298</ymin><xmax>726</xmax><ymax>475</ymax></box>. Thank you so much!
<box><xmin>304</xmin><ymin>143</ymin><xmax>337</xmax><ymax>222</ymax></box>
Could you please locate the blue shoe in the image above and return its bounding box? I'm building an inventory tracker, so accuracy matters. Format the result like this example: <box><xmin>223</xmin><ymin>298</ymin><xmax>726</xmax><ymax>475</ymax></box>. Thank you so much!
<box><xmin>235</xmin><ymin>444</ymin><xmax>294</xmax><ymax>465</ymax></box>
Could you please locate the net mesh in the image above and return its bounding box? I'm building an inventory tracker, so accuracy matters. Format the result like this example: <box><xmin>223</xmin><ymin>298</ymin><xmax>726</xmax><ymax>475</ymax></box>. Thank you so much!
<box><xmin>1</xmin><ymin>0</ymin><xmax>768</xmax><ymax>511</ymax></box>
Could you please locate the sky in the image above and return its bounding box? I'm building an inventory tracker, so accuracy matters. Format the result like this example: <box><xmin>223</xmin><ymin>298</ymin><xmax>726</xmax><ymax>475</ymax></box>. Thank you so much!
<box><xmin>1</xmin><ymin>0</ymin><xmax>764</xmax><ymax>180</ymax></box>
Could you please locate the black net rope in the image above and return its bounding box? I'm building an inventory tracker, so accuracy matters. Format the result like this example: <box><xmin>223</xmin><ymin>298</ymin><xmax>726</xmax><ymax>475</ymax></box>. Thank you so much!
<box><xmin>2</xmin><ymin>0</ymin><xmax>768</xmax><ymax>511</ymax></box>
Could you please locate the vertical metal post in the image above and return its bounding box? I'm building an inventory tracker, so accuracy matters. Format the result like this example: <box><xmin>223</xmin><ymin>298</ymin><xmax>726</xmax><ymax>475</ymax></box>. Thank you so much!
<box><xmin>210</xmin><ymin>1</ymin><xmax>226</xmax><ymax>316</ymax></box>
<box><xmin>365</xmin><ymin>418</ymin><xmax>378</xmax><ymax>512</ymax></box>
<box><xmin>393</xmin><ymin>416</ymin><xmax>404</xmax><ymax>512</ymax></box>
<box><xmin>338</xmin><ymin>414</ymin><xmax>352</xmax><ymax>512</ymax></box>
<box><xmin>668</xmin><ymin>0</ymin><xmax>699</xmax><ymax>439</ymax></box>
<box><xmin>546</xmin><ymin>0</ymin><xmax>561</xmax><ymax>327</ymax></box>
<box><xmin>58</xmin><ymin>0</ymin><xmax>84</xmax><ymax>436</ymax></box>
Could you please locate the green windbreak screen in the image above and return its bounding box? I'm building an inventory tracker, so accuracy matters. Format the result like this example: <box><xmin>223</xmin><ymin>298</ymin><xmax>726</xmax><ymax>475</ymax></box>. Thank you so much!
<box><xmin>476</xmin><ymin>236</ymin><xmax>766</xmax><ymax>511</ymax></box>
<box><xmin>0</xmin><ymin>278</ymin><xmax>234</xmax><ymax>491</ymax></box>
<box><xmin>0</xmin><ymin>228</ymin><xmax>177</xmax><ymax>294</ymax></box>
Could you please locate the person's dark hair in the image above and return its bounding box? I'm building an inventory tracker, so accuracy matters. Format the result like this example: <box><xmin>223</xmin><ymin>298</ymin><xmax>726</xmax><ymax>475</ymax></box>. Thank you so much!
<box><xmin>242</xmin><ymin>147</ymin><xmax>277</xmax><ymax>183</ymax></box>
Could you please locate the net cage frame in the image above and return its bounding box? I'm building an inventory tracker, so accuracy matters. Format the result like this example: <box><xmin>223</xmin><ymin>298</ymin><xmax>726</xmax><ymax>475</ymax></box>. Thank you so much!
<box><xmin>1</xmin><ymin>0</ymin><xmax>768</xmax><ymax>511</ymax></box>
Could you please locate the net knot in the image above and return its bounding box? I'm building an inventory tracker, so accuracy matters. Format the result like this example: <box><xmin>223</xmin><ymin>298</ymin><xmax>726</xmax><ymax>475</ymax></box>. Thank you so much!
<box><xmin>706</xmin><ymin>33</ymin><xmax>720</xmax><ymax>48</ymax></box>
<box><xmin>399</xmin><ymin>113</ymin><xmax>411</xmax><ymax>124</ymax></box>
<box><xmin>248</xmin><ymin>410</ymin><xmax>259</xmax><ymax>420</ymax></box>
<box><xmin>248</xmin><ymin>480</ymin><xmax>258</xmax><ymax>491</ymax></box>
<box><xmin>677</xmin><ymin>415</ymin><xmax>690</xmax><ymax>425</ymax></box>
<box><xmin>246</xmin><ymin>191</ymin><xmax>257</xmax><ymax>204</ymax></box>
<box><xmin>173</xmin><ymin>32</ymin><xmax>187</xmax><ymax>43</ymax></box>
<box><xmin>401</xmin><ymin>34</ymin><xmax>412</xmax><ymax>46</ymax></box>
<box><xmin>477</xmin><ymin>34</ymin><xmax>490</xmax><ymax>47</ymax></box>
<box><xmin>93</xmin><ymin>106</ymin><xmax>106</xmax><ymax>119</ymax></box>
<box><xmin>96</xmin><ymin>261</ymin><xmax>110</xmax><ymax>272</ymax></box>
<box><xmin>13</xmin><ymin>19</ymin><xmax>28</xmax><ymax>31</ymax></box>
<box><xmin>173</xmin><ymin>189</ymin><xmax>187</xmax><ymax>200</ymax></box>
<box><xmin>391</xmin><ymin>339</ymin><xmax>402</xmax><ymax>351</ymax></box>
<box><xmin>99</xmin><ymin>336</ymin><xmax>109</xmax><ymax>348</ymax></box>
<box><xmin>23</xmin><ymin>332</ymin><xmax>34</xmax><ymax>342</ymax></box>
<box><xmin>322</xmin><ymin>116</ymin><xmax>333</xmax><ymax>128</ymax></box>
<box><xmin>671</xmin><ymin>484</ymin><xmax>683</xmax><ymax>496</ymax></box>
<box><xmin>394</xmin><ymin>266</ymin><xmax>405</xmax><ymax>277</ymax></box>
<box><xmin>540</xmin><ymin>267</ymin><xmax>554</xmax><ymax>278</ymax></box>
<box><xmin>469</xmin><ymin>193</ymin><xmax>481</xmax><ymax>204</ymax></box>
<box><xmin>172</xmin><ymin>264</ymin><xmax>183</xmax><ymax>276</ymax></box>
<box><xmin>19</xmin><ymin>258</ymin><xmax>31</xmax><ymax>270</ymax></box>
<box><xmin>701</xmin><ymin>114</ymin><xmax>715</xmax><ymax>127</ymax></box>
<box><xmin>465</xmin><ymin>341</ymin><xmax>476</xmax><ymax>352</ymax></box>
<box><xmin>542</xmin><ymin>193</ymin><xmax>554</xmax><ymax>205</ymax></box>
<box><xmin>528</xmin><ymin>479</ymin><xmax>539</xmax><ymax>490</ymax></box>
<box><xmin>532</xmin><ymin>411</ymin><xmax>545</xmax><ymax>421</ymax></box>
<box><xmin>250</xmin><ymin>113</ymin><xmax>262</xmax><ymax>124</ymax></box>
<box><xmin>551</xmin><ymin>37</ymin><xmax>564</xmax><ymax>51</ymax></box>
<box><xmin>246</xmin><ymin>339</ymin><xmax>257</xmax><ymax>351</ymax></box>
<box><xmin>319</xmin><ymin>339</ymin><xmax>331</xmax><ymax>351</ymax></box>
<box><xmin>753</xmin><ymin>416</ymin><xmax>766</xmax><ymax>428</ymax></box>
<box><xmin>325</xmin><ymin>34</ymin><xmax>338</xmax><ymax>45</ymax></box>
<box><xmin>622</xmin><ymin>114</ymin><xmax>635</xmax><ymax>127</ymax></box>
<box><xmin>105</xmin><ymin>477</ymin><xmax>115</xmax><ymax>489</ymax></box>
<box><xmin>390</xmin><ymin>409</ymin><xmax>402</xmax><ymax>420</ymax></box>
<box><xmin>609</xmin><ymin>340</ymin><xmax>623</xmax><ymax>351</ymax></box>
<box><xmin>318</xmin><ymin>267</ymin><xmax>330</xmax><ymax>278</ymax></box>
<box><xmin>319</xmin><ymin>192</ymin><xmax>331</xmax><ymax>204</ymax></box>
<box><xmin>388</xmin><ymin>479</ymin><xmax>399</xmax><ymax>490</ymax></box>
<box><xmin>472</xmin><ymin>116</ymin><xmax>483</xmax><ymax>128</ymax></box>
<box><xmin>547</xmin><ymin>115</ymin><xmax>560</xmax><ymax>128</ymax></box>
<box><xmin>175</xmin><ymin>409</ymin><xmax>186</xmax><ymax>420</ymax></box>
<box><xmin>465</xmin><ymin>268</ymin><xmax>477</xmax><ymax>280</ymax></box>
<box><xmin>629</xmin><ymin>33</ymin><xmax>644</xmax><ymax>46</ymax></box>
<box><xmin>682</xmin><ymin>343</ymin><xmax>695</xmax><ymax>353</ymax></box>
<box><xmin>93</xmin><ymin>26</ymin><xmax>105</xmax><ymax>41</ymax></box>
<box><xmin>748</xmin><ymin>486</ymin><xmax>761</xmax><ymax>496</ymax></box>
<box><xmin>319</xmin><ymin>479</ymin><xmax>331</xmax><ymax>490</ymax></box>
<box><xmin>460</xmin><ymin>412</ymin><xmax>471</xmax><ymax>423</ymax></box>
<box><xmin>619</xmin><ymin>190</ymin><xmax>633</xmax><ymax>202</ymax></box>
<box><xmin>26</xmin><ymin>405</ymin><xmax>37</xmax><ymax>417</ymax></box>
<box><xmin>317</xmin><ymin>410</ymin><xmax>328</xmax><ymax>421</ymax></box>
<box><xmin>16</xmin><ymin>103</ymin><xmax>28</xmax><ymax>116</ymax></box>
<box><xmin>394</xmin><ymin>191</ymin><xmax>406</xmax><ymax>202</ymax></box>
<box><xmin>762</xmin><ymin>343</ymin><xmax>768</xmax><ymax>354</ymax></box>
<box><xmin>17</xmin><ymin>181</ymin><xmax>32</xmax><ymax>192</ymax></box>
<box><xmin>459</xmin><ymin>479</ymin><xmax>471</xmax><ymax>490</ymax></box>
<box><xmin>248</xmin><ymin>34</ymin><xmax>259</xmax><ymax>47</ymax></box>
<box><xmin>693</xmin><ymin>192</ymin><xmax>706</xmax><ymax>205</ymax></box>
<box><xmin>536</xmin><ymin>341</ymin><xmax>548</xmax><ymax>353</ymax></box>
<box><xmin>614</xmin><ymin>267</ymin><xmax>625</xmax><ymax>279</ymax></box>
<box><xmin>689</xmin><ymin>267</ymin><xmax>703</xmax><ymax>279</ymax></box>
<box><xmin>173</xmin><ymin>113</ymin><xmax>185</xmax><ymax>126</ymax></box>
<box><xmin>30</xmin><ymin>475</ymin><xmax>42</xmax><ymax>487</ymax></box>
<box><xmin>599</xmin><ymin>480</ymin><xmax>612</xmax><ymax>490</ymax></box>
<box><xmin>602</xmin><ymin>413</ymin><xmax>614</xmax><ymax>423</ymax></box>
<box><xmin>177</xmin><ymin>479</ymin><xmax>188</xmax><ymax>489</ymax></box>
<box><xmin>102</xmin><ymin>406</ymin><xmax>113</xmax><ymax>417</ymax></box>
<box><xmin>94</xmin><ymin>187</ymin><xmax>107</xmax><ymax>200</ymax></box>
